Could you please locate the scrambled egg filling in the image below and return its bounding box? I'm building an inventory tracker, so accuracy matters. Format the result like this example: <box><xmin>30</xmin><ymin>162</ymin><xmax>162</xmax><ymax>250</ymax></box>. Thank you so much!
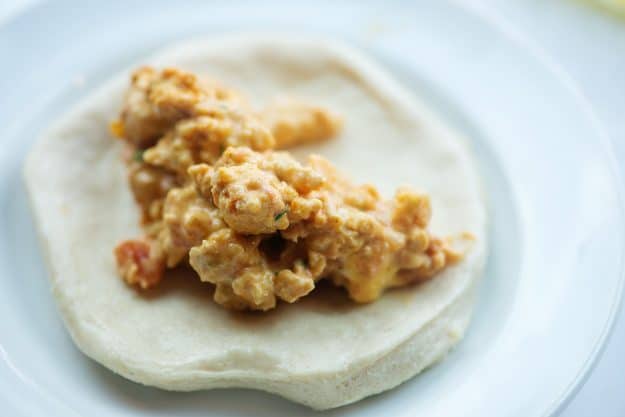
<box><xmin>113</xmin><ymin>67</ymin><xmax>464</xmax><ymax>311</ymax></box>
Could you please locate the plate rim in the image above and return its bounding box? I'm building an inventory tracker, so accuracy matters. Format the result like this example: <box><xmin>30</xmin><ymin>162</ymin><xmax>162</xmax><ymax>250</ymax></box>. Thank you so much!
<box><xmin>463</xmin><ymin>2</ymin><xmax>625</xmax><ymax>416</ymax></box>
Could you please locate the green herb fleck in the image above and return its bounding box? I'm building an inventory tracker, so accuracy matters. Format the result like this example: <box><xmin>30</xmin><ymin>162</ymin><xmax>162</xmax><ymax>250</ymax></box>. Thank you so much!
<box><xmin>219</xmin><ymin>144</ymin><xmax>225</xmax><ymax>155</ymax></box>
<box><xmin>133</xmin><ymin>149</ymin><xmax>144</xmax><ymax>162</ymax></box>
<box><xmin>274</xmin><ymin>210</ymin><xmax>288</xmax><ymax>222</ymax></box>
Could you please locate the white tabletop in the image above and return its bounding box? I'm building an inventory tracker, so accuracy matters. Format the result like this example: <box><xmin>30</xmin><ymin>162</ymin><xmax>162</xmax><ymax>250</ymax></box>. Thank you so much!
<box><xmin>2</xmin><ymin>0</ymin><xmax>623</xmax><ymax>415</ymax></box>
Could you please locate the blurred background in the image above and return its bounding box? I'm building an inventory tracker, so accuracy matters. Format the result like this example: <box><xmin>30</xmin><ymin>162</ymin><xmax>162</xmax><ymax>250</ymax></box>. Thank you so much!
<box><xmin>1</xmin><ymin>1</ymin><xmax>623</xmax><ymax>415</ymax></box>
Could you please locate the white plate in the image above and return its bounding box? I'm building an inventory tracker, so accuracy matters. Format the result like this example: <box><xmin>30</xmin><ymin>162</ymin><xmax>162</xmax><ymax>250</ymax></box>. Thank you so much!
<box><xmin>0</xmin><ymin>1</ymin><xmax>623</xmax><ymax>416</ymax></box>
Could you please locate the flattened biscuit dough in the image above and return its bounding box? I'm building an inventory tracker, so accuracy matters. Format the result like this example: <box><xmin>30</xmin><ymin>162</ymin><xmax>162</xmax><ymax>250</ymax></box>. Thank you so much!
<box><xmin>25</xmin><ymin>34</ymin><xmax>486</xmax><ymax>409</ymax></box>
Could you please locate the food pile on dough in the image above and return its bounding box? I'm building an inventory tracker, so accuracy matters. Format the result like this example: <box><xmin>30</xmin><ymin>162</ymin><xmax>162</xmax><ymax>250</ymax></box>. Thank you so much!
<box><xmin>113</xmin><ymin>67</ymin><xmax>463</xmax><ymax>311</ymax></box>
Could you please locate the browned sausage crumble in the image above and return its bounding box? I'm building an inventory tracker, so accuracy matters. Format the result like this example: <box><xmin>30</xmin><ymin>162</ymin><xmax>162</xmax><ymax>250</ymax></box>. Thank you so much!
<box><xmin>112</xmin><ymin>67</ymin><xmax>464</xmax><ymax>311</ymax></box>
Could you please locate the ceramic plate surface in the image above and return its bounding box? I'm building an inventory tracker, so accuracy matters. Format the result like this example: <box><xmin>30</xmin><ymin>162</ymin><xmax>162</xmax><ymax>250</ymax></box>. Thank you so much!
<box><xmin>0</xmin><ymin>1</ymin><xmax>623</xmax><ymax>416</ymax></box>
